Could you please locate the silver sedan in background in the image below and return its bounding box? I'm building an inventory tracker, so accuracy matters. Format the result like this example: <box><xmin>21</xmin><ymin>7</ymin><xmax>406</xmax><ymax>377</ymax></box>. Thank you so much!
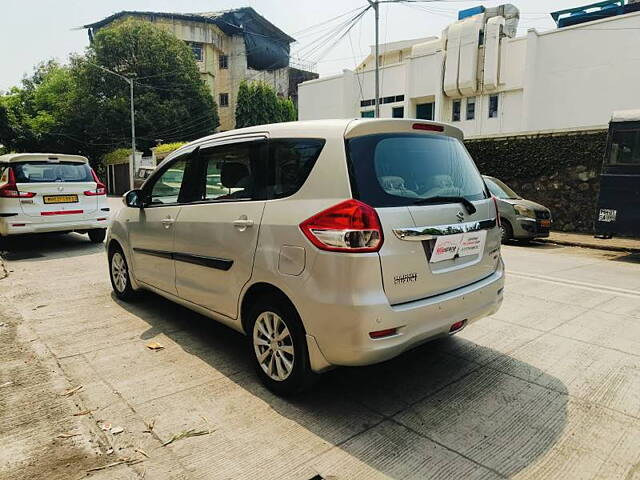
<box><xmin>483</xmin><ymin>175</ymin><xmax>552</xmax><ymax>243</ymax></box>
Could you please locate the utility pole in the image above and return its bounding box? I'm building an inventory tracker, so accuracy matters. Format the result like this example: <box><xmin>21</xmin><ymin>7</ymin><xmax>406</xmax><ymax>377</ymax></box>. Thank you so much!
<box><xmin>368</xmin><ymin>0</ymin><xmax>381</xmax><ymax>118</ymax></box>
<box><xmin>129</xmin><ymin>80</ymin><xmax>136</xmax><ymax>192</ymax></box>
<box><xmin>89</xmin><ymin>63</ymin><xmax>136</xmax><ymax>190</ymax></box>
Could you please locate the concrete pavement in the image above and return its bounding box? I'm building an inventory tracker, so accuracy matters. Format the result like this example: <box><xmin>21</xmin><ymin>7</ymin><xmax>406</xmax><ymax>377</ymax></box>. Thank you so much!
<box><xmin>1</xmin><ymin>228</ymin><xmax>640</xmax><ymax>479</ymax></box>
<box><xmin>538</xmin><ymin>231</ymin><xmax>640</xmax><ymax>254</ymax></box>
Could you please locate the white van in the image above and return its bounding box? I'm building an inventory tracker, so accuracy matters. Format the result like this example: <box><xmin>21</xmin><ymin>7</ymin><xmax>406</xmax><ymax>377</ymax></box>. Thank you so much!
<box><xmin>0</xmin><ymin>153</ymin><xmax>109</xmax><ymax>242</ymax></box>
<box><xmin>107</xmin><ymin>119</ymin><xmax>504</xmax><ymax>394</ymax></box>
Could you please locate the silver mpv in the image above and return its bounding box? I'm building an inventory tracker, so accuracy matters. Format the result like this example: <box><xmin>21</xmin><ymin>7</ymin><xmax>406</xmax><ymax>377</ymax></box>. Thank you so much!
<box><xmin>107</xmin><ymin>119</ymin><xmax>504</xmax><ymax>394</ymax></box>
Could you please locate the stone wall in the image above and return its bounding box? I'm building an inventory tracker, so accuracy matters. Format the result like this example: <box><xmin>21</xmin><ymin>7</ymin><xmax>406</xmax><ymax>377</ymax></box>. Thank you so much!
<box><xmin>465</xmin><ymin>130</ymin><xmax>608</xmax><ymax>233</ymax></box>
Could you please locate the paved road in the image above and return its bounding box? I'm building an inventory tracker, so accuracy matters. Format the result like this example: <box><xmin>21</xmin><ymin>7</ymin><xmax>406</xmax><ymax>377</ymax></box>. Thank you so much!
<box><xmin>1</xmin><ymin>212</ymin><xmax>640</xmax><ymax>479</ymax></box>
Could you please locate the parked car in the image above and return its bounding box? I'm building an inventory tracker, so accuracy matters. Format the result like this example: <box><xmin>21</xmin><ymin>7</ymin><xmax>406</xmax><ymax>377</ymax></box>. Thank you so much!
<box><xmin>0</xmin><ymin>153</ymin><xmax>109</xmax><ymax>242</ymax></box>
<box><xmin>483</xmin><ymin>175</ymin><xmax>552</xmax><ymax>242</ymax></box>
<box><xmin>134</xmin><ymin>166</ymin><xmax>156</xmax><ymax>189</ymax></box>
<box><xmin>107</xmin><ymin>119</ymin><xmax>505</xmax><ymax>394</ymax></box>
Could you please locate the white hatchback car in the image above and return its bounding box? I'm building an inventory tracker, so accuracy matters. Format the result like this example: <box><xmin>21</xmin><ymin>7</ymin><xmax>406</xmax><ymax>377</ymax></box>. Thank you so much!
<box><xmin>0</xmin><ymin>153</ymin><xmax>109</xmax><ymax>242</ymax></box>
<box><xmin>107</xmin><ymin>119</ymin><xmax>504</xmax><ymax>394</ymax></box>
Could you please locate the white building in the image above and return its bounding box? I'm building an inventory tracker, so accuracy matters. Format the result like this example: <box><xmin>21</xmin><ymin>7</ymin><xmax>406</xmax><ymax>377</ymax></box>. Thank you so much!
<box><xmin>299</xmin><ymin>2</ymin><xmax>640</xmax><ymax>139</ymax></box>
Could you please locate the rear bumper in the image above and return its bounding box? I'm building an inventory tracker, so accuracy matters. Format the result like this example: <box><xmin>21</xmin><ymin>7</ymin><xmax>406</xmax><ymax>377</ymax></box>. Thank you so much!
<box><xmin>0</xmin><ymin>213</ymin><xmax>110</xmax><ymax>236</ymax></box>
<box><xmin>305</xmin><ymin>261</ymin><xmax>505</xmax><ymax>369</ymax></box>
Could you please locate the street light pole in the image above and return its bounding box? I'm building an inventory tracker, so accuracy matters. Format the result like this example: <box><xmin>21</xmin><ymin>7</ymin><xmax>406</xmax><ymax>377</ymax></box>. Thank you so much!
<box><xmin>129</xmin><ymin>79</ymin><xmax>136</xmax><ymax>192</ymax></box>
<box><xmin>368</xmin><ymin>0</ymin><xmax>381</xmax><ymax>118</ymax></box>
<box><xmin>88</xmin><ymin>62</ymin><xmax>136</xmax><ymax>190</ymax></box>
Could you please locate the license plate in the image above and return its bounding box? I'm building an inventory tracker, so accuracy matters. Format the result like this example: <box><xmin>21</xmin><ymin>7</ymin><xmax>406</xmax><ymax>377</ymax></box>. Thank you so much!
<box><xmin>43</xmin><ymin>195</ymin><xmax>78</xmax><ymax>204</ymax></box>
<box><xmin>598</xmin><ymin>208</ymin><xmax>617</xmax><ymax>223</ymax></box>
<box><xmin>539</xmin><ymin>219</ymin><xmax>551</xmax><ymax>228</ymax></box>
<box><xmin>430</xmin><ymin>230</ymin><xmax>487</xmax><ymax>263</ymax></box>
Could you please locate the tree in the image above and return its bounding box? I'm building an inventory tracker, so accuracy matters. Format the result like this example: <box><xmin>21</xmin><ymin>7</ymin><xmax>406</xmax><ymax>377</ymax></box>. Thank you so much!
<box><xmin>0</xmin><ymin>102</ymin><xmax>10</xmax><ymax>154</ymax></box>
<box><xmin>0</xmin><ymin>19</ymin><xmax>219</xmax><ymax>168</ymax></box>
<box><xmin>235</xmin><ymin>81</ymin><xmax>252</xmax><ymax>128</ymax></box>
<box><xmin>235</xmin><ymin>80</ymin><xmax>297</xmax><ymax>128</ymax></box>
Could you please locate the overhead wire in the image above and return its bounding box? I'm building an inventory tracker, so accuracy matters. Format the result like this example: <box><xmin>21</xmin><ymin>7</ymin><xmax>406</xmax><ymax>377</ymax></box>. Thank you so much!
<box><xmin>301</xmin><ymin>7</ymin><xmax>371</xmax><ymax>66</ymax></box>
<box><xmin>292</xmin><ymin>6</ymin><xmax>370</xmax><ymax>63</ymax></box>
<box><xmin>348</xmin><ymin>30</ymin><xmax>365</xmax><ymax>102</ymax></box>
<box><xmin>243</xmin><ymin>9</ymin><xmax>370</xmax><ymax>83</ymax></box>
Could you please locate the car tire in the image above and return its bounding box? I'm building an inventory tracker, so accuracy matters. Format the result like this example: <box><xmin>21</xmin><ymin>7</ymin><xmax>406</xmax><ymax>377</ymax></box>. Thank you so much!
<box><xmin>88</xmin><ymin>229</ymin><xmax>107</xmax><ymax>243</ymax></box>
<box><xmin>247</xmin><ymin>296</ymin><xmax>315</xmax><ymax>395</ymax></box>
<box><xmin>500</xmin><ymin>220</ymin><xmax>513</xmax><ymax>243</ymax></box>
<box><xmin>109</xmin><ymin>246</ymin><xmax>136</xmax><ymax>301</ymax></box>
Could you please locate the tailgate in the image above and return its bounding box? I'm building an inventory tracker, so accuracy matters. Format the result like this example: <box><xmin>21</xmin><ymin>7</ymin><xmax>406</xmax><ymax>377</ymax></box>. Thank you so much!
<box><xmin>344</xmin><ymin>121</ymin><xmax>502</xmax><ymax>306</ymax></box>
<box><xmin>377</xmin><ymin>201</ymin><xmax>500</xmax><ymax>305</ymax></box>
<box><xmin>11</xmin><ymin>161</ymin><xmax>99</xmax><ymax>218</ymax></box>
<box><xmin>17</xmin><ymin>182</ymin><xmax>98</xmax><ymax>217</ymax></box>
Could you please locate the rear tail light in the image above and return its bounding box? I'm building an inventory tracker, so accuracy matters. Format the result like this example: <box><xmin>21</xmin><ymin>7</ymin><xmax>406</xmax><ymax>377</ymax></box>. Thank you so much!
<box><xmin>0</xmin><ymin>168</ymin><xmax>36</xmax><ymax>198</ymax></box>
<box><xmin>85</xmin><ymin>169</ymin><xmax>106</xmax><ymax>196</ymax></box>
<box><xmin>299</xmin><ymin>199</ymin><xmax>384</xmax><ymax>253</ymax></box>
<box><xmin>491</xmin><ymin>195</ymin><xmax>501</xmax><ymax>227</ymax></box>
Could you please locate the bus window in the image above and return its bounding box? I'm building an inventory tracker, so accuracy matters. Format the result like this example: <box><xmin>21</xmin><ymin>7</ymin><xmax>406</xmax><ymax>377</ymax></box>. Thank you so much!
<box><xmin>608</xmin><ymin>129</ymin><xmax>640</xmax><ymax>165</ymax></box>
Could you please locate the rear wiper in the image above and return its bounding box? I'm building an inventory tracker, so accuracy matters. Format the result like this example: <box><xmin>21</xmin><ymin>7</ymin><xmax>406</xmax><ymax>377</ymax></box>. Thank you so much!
<box><xmin>413</xmin><ymin>196</ymin><xmax>477</xmax><ymax>214</ymax></box>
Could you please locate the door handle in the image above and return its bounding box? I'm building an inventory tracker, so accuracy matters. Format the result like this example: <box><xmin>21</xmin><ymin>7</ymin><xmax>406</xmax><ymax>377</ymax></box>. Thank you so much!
<box><xmin>233</xmin><ymin>216</ymin><xmax>254</xmax><ymax>230</ymax></box>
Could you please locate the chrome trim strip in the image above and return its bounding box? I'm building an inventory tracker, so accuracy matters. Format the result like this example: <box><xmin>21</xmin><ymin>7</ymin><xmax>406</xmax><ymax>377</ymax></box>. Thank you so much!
<box><xmin>393</xmin><ymin>218</ymin><xmax>497</xmax><ymax>241</ymax></box>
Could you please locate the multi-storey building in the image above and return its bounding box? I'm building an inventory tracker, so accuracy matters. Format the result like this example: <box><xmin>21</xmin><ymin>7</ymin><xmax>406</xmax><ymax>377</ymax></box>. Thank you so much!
<box><xmin>84</xmin><ymin>7</ymin><xmax>317</xmax><ymax>131</ymax></box>
<box><xmin>299</xmin><ymin>1</ymin><xmax>640</xmax><ymax>139</ymax></box>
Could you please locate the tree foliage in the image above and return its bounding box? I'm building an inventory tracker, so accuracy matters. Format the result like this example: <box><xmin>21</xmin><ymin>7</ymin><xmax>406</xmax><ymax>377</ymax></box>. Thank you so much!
<box><xmin>235</xmin><ymin>80</ymin><xmax>297</xmax><ymax>129</ymax></box>
<box><xmin>0</xmin><ymin>19</ymin><xmax>218</xmax><ymax>168</ymax></box>
<box><xmin>153</xmin><ymin>142</ymin><xmax>188</xmax><ymax>155</ymax></box>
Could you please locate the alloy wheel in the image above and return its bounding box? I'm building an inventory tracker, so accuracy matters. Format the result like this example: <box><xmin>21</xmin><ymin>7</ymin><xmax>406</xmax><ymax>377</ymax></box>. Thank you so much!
<box><xmin>111</xmin><ymin>252</ymin><xmax>128</xmax><ymax>293</ymax></box>
<box><xmin>253</xmin><ymin>311</ymin><xmax>295</xmax><ymax>381</ymax></box>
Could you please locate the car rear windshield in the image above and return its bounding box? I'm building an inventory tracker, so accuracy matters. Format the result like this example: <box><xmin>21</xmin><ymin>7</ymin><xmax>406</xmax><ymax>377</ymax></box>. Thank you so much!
<box><xmin>13</xmin><ymin>162</ymin><xmax>93</xmax><ymax>183</ymax></box>
<box><xmin>346</xmin><ymin>133</ymin><xmax>488</xmax><ymax>207</ymax></box>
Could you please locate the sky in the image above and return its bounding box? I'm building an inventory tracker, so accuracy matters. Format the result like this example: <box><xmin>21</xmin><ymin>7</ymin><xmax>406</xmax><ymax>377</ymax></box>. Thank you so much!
<box><xmin>1</xmin><ymin>0</ymin><xmax>587</xmax><ymax>91</ymax></box>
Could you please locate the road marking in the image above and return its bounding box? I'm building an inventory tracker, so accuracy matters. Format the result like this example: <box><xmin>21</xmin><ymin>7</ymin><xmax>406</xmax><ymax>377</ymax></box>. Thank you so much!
<box><xmin>508</xmin><ymin>270</ymin><xmax>640</xmax><ymax>299</ymax></box>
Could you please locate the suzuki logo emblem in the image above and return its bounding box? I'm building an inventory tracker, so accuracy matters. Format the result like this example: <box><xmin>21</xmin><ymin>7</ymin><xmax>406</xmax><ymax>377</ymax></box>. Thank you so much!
<box><xmin>456</xmin><ymin>211</ymin><xmax>465</xmax><ymax>222</ymax></box>
<box><xmin>57</xmin><ymin>186</ymin><xmax>64</xmax><ymax>192</ymax></box>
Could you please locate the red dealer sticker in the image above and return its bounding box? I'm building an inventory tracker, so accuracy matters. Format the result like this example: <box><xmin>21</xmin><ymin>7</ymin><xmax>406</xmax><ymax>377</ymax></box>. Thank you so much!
<box><xmin>430</xmin><ymin>230</ymin><xmax>487</xmax><ymax>263</ymax></box>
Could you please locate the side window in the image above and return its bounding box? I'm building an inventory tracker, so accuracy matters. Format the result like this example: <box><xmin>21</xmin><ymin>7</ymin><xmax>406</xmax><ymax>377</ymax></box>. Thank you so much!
<box><xmin>609</xmin><ymin>130</ymin><xmax>640</xmax><ymax>165</ymax></box>
<box><xmin>267</xmin><ymin>139</ymin><xmax>325</xmax><ymax>199</ymax></box>
<box><xmin>148</xmin><ymin>158</ymin><xmax>187</xmax><ymax>205</ymax></box>
<box><xmin>466</xmin><ymin>97</ymin><xmax>476</xmax><ymax>120</ymax></box>
<box><xmin>489</xmin><ymin>94</ymin><xmax>499</xmax><ymax>118</ymax></box>
<box><xmin>452</xmin><ymin>100</ymin><xmax>461</xmax><ymax>122</ymax></box>
<box><xmin>199</xmin><ymin>142</ymin><xmax>265</xmax><ymax>201</ymax></box>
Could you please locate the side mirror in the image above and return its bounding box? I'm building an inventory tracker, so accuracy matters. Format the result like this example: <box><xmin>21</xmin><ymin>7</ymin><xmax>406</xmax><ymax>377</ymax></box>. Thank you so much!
<box><xmin>124</xmin><ymin>189</ymin><xmax>145</xmax><ymax>208</ymax></box>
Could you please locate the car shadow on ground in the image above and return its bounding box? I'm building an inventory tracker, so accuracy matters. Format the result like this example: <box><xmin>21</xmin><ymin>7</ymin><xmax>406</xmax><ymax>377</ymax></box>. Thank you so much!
<box><xmin>611</xmin><ymin>253</ymin><xmax>640</xmax><ymax>264</ymax></box>
<box><xmin>506</xmin><ymin>239</ymin><xmax>562</xmax><ymax>250</ymax></box>
<box><xmin>119</xmin><ymin>290</ymin><xmax>568</xmax><ymax>478</ymax></box>
<box><xmin>0</xmin><ymin>233</ymin><xmax>102</xmax><ymax>261</ymax></box>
